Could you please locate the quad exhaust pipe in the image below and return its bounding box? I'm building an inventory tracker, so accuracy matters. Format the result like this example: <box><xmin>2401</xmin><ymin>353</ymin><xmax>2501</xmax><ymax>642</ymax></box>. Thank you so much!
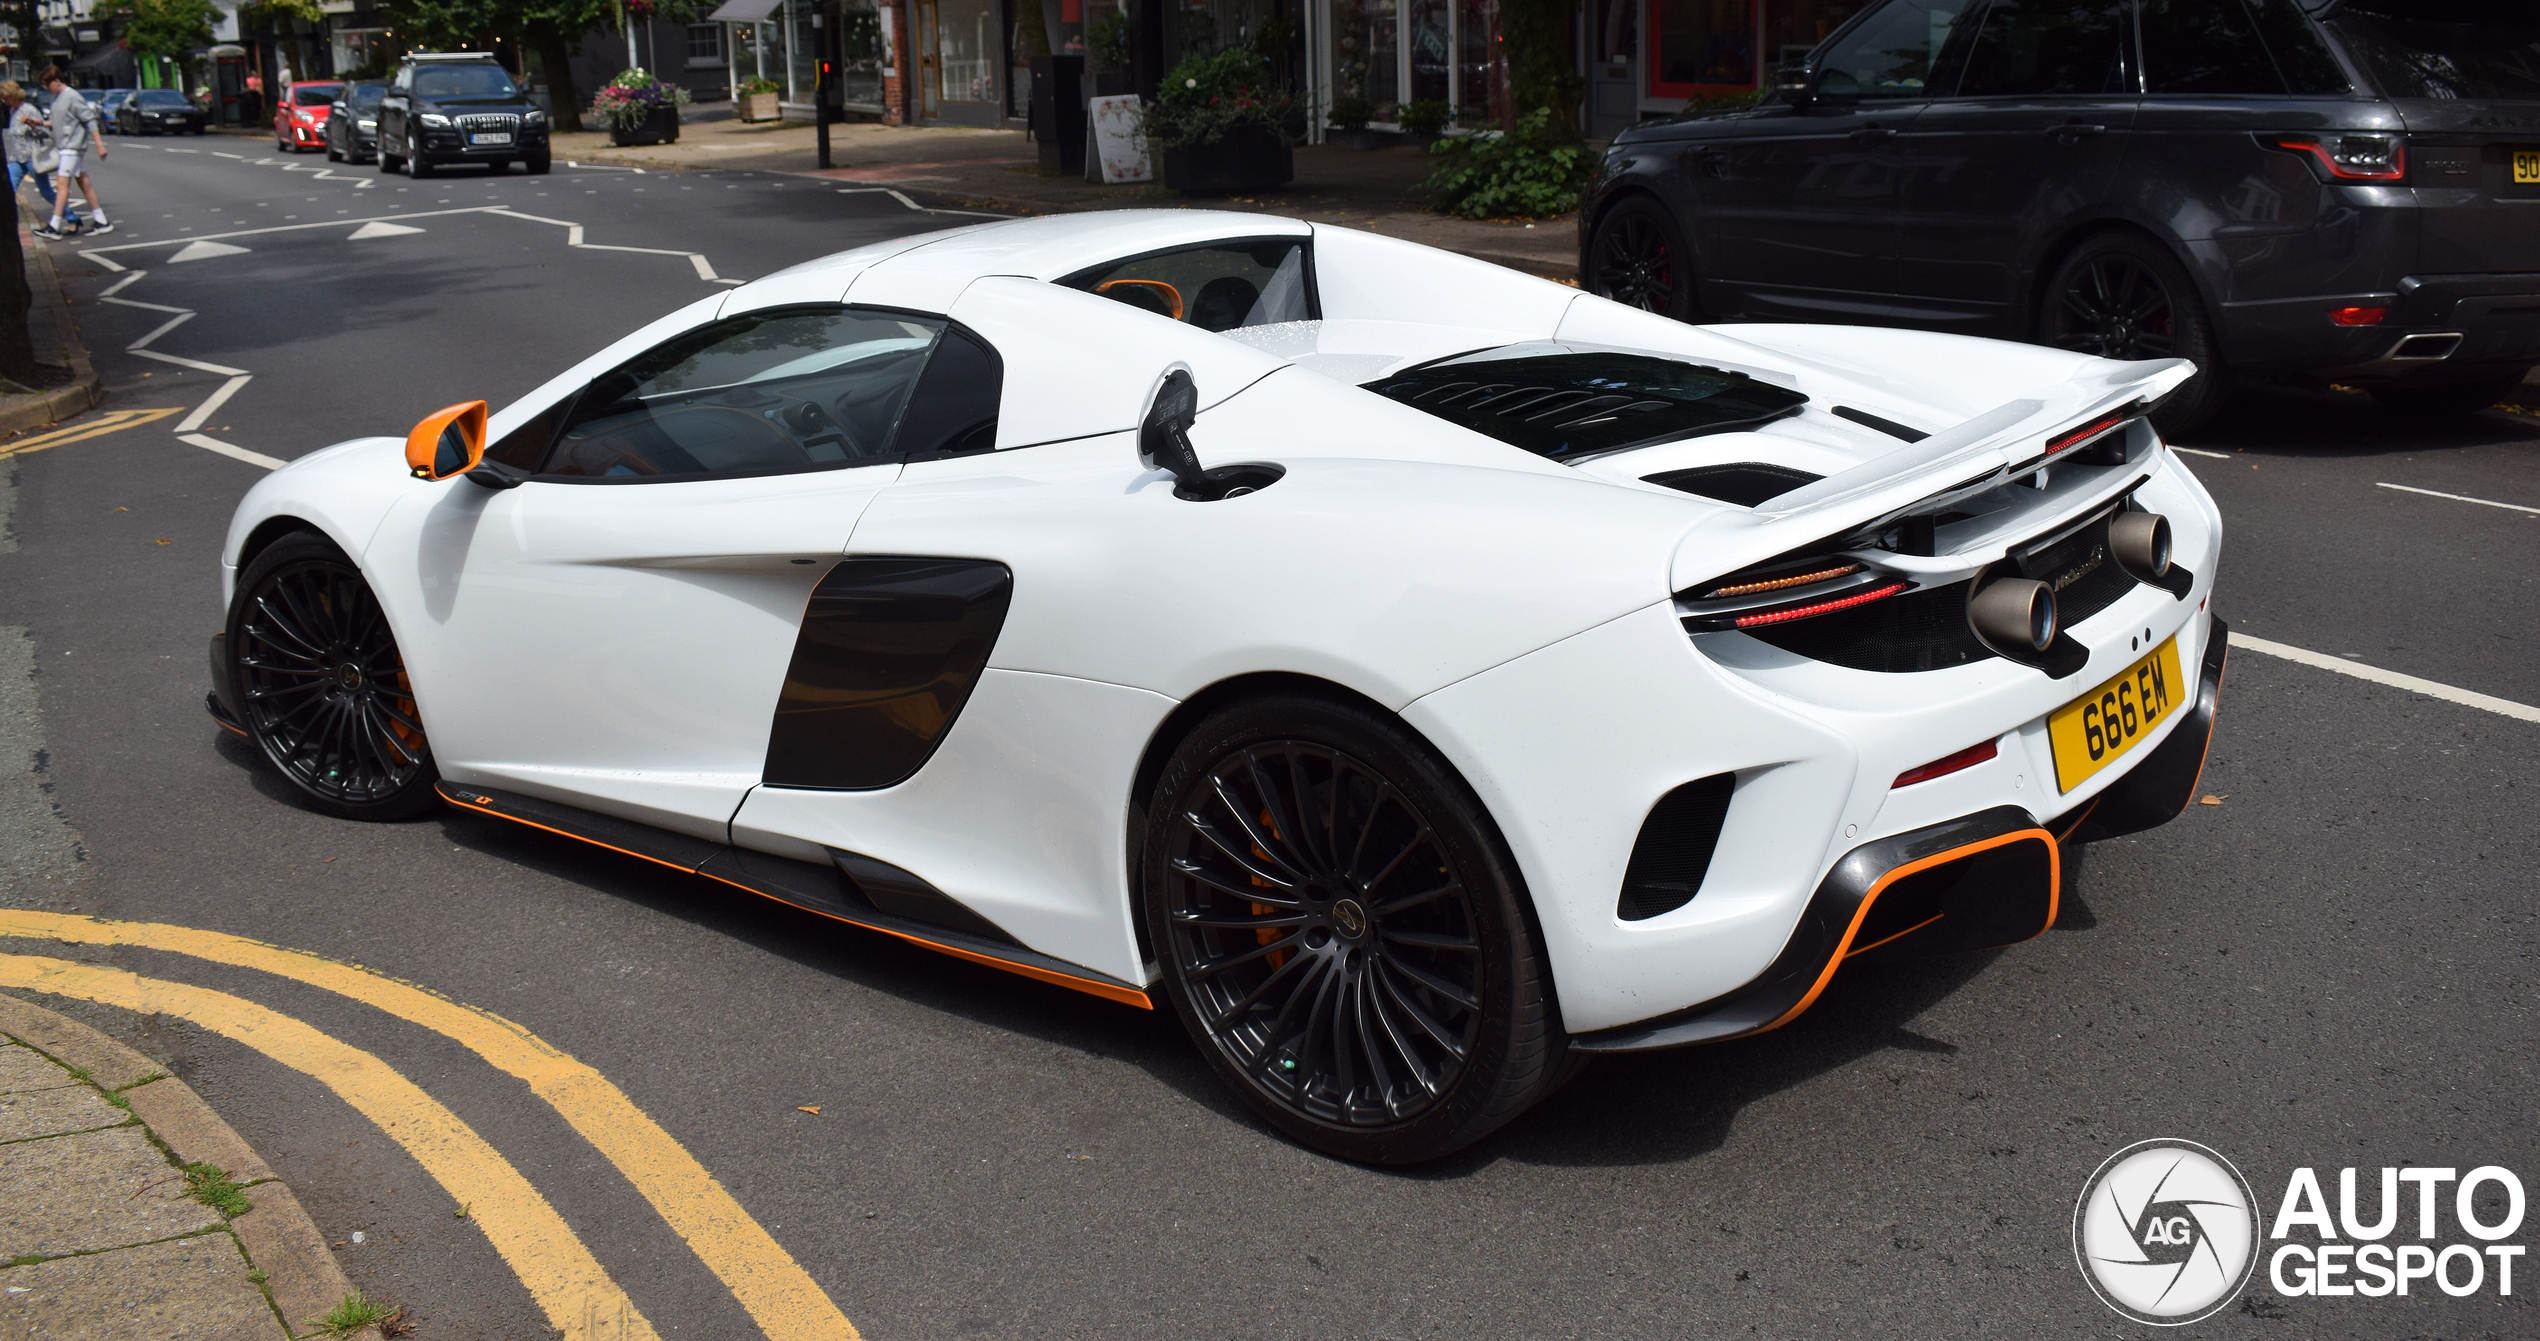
<box><xmin>1968</xmin><ymin>576</ymin><xmax>2057</xmax><ymax>652</ymax></box>
<box><xmin>2109</xmin><ymin>512</ymin><xmax>2172</xmax><ymax>585</ymax></box>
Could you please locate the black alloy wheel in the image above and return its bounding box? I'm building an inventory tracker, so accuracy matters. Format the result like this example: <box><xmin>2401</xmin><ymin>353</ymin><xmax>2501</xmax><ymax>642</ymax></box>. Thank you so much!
<box><xmin>2041</xmin><ymin>231</ymin><xmax>2233</xmax><ymax>437</ymax></box>
<box><xmin>1145</xmin><ymin>694</ymin><xmax>1572</xmax><ymax>1164</ymax></box>
<box><xmin>409</xmin><ymin>138</ymin><xmax>435</xmax><ymax>177</ymax></box>
<box><xmin>226</xmin><ymin>533</ymin><xmax>440</xmax><ymax>820</ymax></box>
<box><xmin>1588</xmin><ymin>197</ymin><xmax>1696</xmax><ymax>321</ymax></box>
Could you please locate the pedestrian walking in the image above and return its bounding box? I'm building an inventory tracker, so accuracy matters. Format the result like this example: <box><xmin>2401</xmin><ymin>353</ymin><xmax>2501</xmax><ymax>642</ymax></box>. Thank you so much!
<box><xmin>33</xmin><ymin>67</ymin><xmax>108</xmax><ymax>239</ymax></box>
<box><xmin>0</xmin><ymin>81</ymin><xmax>71</xmax><ymax>227</ymax></box>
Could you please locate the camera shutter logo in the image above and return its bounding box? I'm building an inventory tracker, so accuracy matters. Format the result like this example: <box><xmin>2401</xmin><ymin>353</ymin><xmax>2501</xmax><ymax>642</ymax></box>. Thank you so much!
<box><xmin>2074</xmin><ymin>1140</ymin><xmax>2261</xmax><ymax>1324</ymax></box>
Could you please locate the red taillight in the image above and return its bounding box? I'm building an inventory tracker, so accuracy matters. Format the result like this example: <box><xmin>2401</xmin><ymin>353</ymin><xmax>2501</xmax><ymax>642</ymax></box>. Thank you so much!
<box><xmin>2331</xmin><ymin>306</ymin><xmax>2388</xmax><ymax>327</ymax></box>
<box><xmin>2269</xmin><ymin>133</ymin><xmax>2405</xmax><ymax>182</ymax></box>
<box><xmin>2044</xmin><ymin>414</ymin><xmax>2128</xmax><ymax>457</ymax></box>
<box><xmin>1734</xmin><ymin>581</ymin><xmax>1907</xmax><ymax>629</ymax></box>
<box><xmin>1893</xmin><ymin>739</ymin><xmax>2000</xmax><ymax>789</ymax></box>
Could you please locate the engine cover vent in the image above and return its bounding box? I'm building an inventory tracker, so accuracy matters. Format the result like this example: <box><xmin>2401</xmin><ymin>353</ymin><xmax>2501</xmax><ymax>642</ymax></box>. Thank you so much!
<box><xmin>1618</xmin><ymin>774</ymin><xmax>1736</xmax><ymax>922</ymax></box>
<box><xmin>1643</xmin><ymin>462</ymin><xmax>1824</xmax><ymax>508</ymax></box>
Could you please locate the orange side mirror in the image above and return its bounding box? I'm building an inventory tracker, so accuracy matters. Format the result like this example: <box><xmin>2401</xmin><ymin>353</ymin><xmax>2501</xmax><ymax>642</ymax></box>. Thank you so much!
<box><xmin>405</xmin><ymin>401</ymin><xmax>489</xmax><ymax>481</ymax></box>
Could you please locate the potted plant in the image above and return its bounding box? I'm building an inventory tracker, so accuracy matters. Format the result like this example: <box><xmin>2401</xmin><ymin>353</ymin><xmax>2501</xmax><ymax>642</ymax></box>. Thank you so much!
<box><xmin>1086</xmin><ymin>10</ymin><xmax>1135</xmax><ymax>97</ymax></box>
<box><xmin>1398</xmin><ymin>97</ymin><xmax>1451</xmax><ymax>147</ymax></box>
<box><xmin>1142</xmin><ymin>48</ymin><xmax>1296</xmax><ymax>194</ymax></box>
<box><xmin>737</xmin><ymin>75</ymin><xmax>781</xmax><ymax>123</ymax></box>
<box><xmin>591</xmin><ymin>67</ymin><xmax>690</xmax><ymax>147</ymax></box>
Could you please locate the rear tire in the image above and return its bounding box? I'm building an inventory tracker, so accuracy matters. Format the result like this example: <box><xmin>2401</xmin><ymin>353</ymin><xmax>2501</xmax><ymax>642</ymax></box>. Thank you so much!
<box><xmin>2368</xmin><ymin>369</ymin><xmax>2530</xmax><ymax>417</ymax></box>
<box><xmin>1143</xmin><ymin>692</ymin><xmax>1570</xmax><ymax>1164</ymax></box>
<box><xmin>225</xmin><ymin>533</ymin><xmax>441</xmax><ymax>822</ymax></box>
<box><xmin>2040</xmin><ymin>231</ymin><xmax>2234</xmax><ymax>438</ymax></box>
<box><xmin>1587</xmin><ymin>196</ymin><xmax>1698</xmax><ymax>321</ymax></box>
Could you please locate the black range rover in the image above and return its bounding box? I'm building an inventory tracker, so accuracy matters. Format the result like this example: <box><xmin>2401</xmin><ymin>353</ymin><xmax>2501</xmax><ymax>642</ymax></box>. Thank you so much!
<box><xmin>1582</xmin><ymin>0</ymin><xmax>2540</xmax><ymax>431</ymax></box>
<box><xmin>379</xmin><ymin>51</ymin><xmax>550</xmax><ymax>177</ymax></box>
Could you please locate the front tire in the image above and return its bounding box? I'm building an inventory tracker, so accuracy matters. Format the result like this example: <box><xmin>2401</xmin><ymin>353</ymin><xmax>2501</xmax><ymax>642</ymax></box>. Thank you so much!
<box><xmin>2040</xmin><ymin>231</ymin><xmax>2234</xmax><ymax>437</ymax></box>
<box><xmin>526</xmin><ymin>153</ymin><xmax>551</xmax><ymax>175</ymax></box>
<box><xmin>1143</xmin><ymin>693</ymin><xmax>1570</xmax><ymax>1164</ymax></box>
<box><xmin>409</xmin><ymin>142</ymin><xmax>435</xmax><ymax>177</ymax></box>
<box><xmin>1587</xmin><ymin>196</ymin><xmax>1697</xmax><ymax>320</ymax></box>
<box><xmin>225</xmin><ymin>533</ymin><xmax>440</xmax><ymax>821</ymax></box>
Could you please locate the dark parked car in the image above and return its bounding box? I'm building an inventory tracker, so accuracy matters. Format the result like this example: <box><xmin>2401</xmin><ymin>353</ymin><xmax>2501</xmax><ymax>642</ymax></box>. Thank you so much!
<box><xmin>96</xmin><ymin>89</ymin><xmax>133</xmax><ymax>132</ymax></box>
<box><xmin>326</xmin><ymin>81</ymin><xmax>385</xmax><ymax>163</ymax></box>
<box><xmin>378</xmin><ymin>51</ymin><xmax>549</xmax><ymax>177</ymax></box>
<box><xmin>1582</xmin><ymin>0</ymin><xmax>2540</xmax><ymax>429</ymax></box>
<box><xmin>116</xmin><ymin>89</ymin><xmax>208</xmax><ymax>136</ymax></box>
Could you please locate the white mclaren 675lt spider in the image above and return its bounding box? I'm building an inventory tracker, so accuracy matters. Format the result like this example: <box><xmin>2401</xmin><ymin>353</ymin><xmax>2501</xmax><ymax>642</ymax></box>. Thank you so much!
<box><xmin>208</xmin><ymin>211</ymin><xmax>2226</xmax><ymax>1163</ymax></box>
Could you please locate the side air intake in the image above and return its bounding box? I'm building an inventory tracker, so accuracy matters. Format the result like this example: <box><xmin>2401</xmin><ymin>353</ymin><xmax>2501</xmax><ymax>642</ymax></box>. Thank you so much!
<box><xmin>1618</xmin><ymin>774</ymin><xmax>1736</xmax><ymax>922</ymax></box>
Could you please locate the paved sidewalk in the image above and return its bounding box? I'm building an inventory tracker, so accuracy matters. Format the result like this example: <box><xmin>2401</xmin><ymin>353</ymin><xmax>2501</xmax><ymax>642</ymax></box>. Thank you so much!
<box><xmin>0</xmin><ymin>219</ymin><xmax>105</xmax><ymax>437</ymax></box>
<box><xmin>548</xmin><ymin>110</ymin><xmax>1583</xmax><ymax>281</ymax></box>
<box><xmin>0</xmin><ymin>994</ymin><xmax>381</xmax><ymax>1340</ymax></box>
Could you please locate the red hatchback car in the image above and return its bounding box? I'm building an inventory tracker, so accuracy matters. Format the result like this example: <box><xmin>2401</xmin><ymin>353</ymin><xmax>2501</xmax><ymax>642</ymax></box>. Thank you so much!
<box><xmin>275</xmin><ymin>81</ymin><xmax>343</xmax><ymax>152</ymax></box>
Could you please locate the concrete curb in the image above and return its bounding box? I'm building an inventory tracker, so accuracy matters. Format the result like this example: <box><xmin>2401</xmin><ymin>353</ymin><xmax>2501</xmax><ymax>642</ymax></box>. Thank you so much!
<box><xmin>0</xmin><ymin>228</ymin><xmax>106</xmax><ymax>438</ymax></box>
<box><xmin>0</xmin><ymin>992</ymin><xmax>382</xmax><ymax>1340</ymax></box>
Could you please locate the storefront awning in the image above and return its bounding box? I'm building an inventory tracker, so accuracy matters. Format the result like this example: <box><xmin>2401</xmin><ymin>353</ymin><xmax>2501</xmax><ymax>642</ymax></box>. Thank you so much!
<box><xmin>707</xmin><ymin>0</ymin><xmax>782</xmax><ymax>22</ymax></box>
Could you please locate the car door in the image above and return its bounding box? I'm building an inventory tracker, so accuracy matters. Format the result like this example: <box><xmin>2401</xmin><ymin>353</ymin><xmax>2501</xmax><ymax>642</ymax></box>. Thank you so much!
<box><xmin>1702</xmin><ymin>0</ymin><xmax>1982</xmax><ymax>321</ymax></box>
<box><xmin>378</xmin><ymin>64</ymin><xmax>411</xmax><ymax>154</ymax></box>
<box><xmin>1885</xmin><ymin>0</ymin><xmax>2139</xmax><ymax>334</ymax></box>
<box><xmin>368</xmin><ymin>304</ymin><xmax>996</xmax><ymax>842</ymax></box>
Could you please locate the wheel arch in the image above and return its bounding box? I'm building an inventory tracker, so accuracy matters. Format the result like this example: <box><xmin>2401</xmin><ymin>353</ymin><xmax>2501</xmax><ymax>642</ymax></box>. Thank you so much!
<box><xmin>234</xmin><ymin>514</ymin><xmax>331</xmax><ymax>572</ymax></box>
<box><xmin>2021</xmin><ymin>215</ymin><xmax>2218</xmax><ymax>348</ymax></box>
<box><xmin>1579</xmin><ymin>183</ymin><xmax>1700</xmax><ymax>313</ymax></box>
<box><xmin>1121</xmin><ymin>670</ymin><xmax>1565</xmax><ymax>1022</ymax></box>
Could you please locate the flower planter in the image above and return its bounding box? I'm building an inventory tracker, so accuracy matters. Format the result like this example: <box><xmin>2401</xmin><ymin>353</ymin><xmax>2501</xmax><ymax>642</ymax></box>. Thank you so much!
<box><xmin>740</xmin><ymin>92</ymin><xmax>782</xmax><ymax>123</ymax></box>
<box><xmin>609</xmin><ymin>106</ymin><xmax>681</xmax><ymax>147</ymax></box>
<box><xmin>1161</xmin><ymin>123</ymin><xmax>1292</xmax><ymax>194</ymax></box>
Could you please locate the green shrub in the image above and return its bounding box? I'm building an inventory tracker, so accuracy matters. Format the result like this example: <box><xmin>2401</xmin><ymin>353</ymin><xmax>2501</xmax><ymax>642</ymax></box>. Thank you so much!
<box><xmin>1142</xmin><ymin>48</ymin><xmax>1296</xmax><ymax>150</ymax></box>
<box><xmin>1327</xmin><ymin>92</ymin><xmax>1373</xmax><ymax>131</ymax></box>
<box><xmin>1422</xmin><ymin>107</ymin><xmax>1587</xmax><ymax>220</ymax></box>
<box><xmin>1088</xmin><ymin>11</ymin><xmax>1134</xmax><ymax>73</ymax></box>
<box><xmin>1398</xmin><ymin>98</ymin><xmax>1452</xmax><ymax>136</ymax></box>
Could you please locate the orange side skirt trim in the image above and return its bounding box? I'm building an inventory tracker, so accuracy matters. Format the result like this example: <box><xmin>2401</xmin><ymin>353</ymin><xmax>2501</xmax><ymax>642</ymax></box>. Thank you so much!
<box><xmin>442</xmin><ymin>791</ymin><xmax>1154</xmax><ymax>1011</ymax></box>
<box><xmin>1754</xmin><ymin>827</ymin><xmax>2059</xmax><ymax>1036</ymax></box>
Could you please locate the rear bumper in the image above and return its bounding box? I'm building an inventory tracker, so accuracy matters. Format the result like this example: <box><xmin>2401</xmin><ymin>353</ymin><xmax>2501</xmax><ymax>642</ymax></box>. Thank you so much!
<box><xmin>2216</xmin><ymin>272</ymin><xmax>2540</xmax><ymax>382</ymax></box>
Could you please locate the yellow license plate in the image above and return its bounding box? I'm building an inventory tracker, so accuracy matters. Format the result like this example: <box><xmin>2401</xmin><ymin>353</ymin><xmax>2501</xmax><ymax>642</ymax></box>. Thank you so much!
<box><xmin>2517</xmin><ymin>151</ymin><xmax>2540</xmax><ymax>185</ymax></box>
<box><xmin>2047</xmin><ymin>637</ymin><xmax>2184</xmax><ymax>793</ymax></box>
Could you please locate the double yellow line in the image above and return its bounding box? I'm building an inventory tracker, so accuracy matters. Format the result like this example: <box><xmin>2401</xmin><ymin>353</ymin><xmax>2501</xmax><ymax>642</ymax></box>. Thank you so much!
<box><xmin>0</xmin><ymin>911</ymin><xmax>859</xmax><ymax>1340</ymax></box>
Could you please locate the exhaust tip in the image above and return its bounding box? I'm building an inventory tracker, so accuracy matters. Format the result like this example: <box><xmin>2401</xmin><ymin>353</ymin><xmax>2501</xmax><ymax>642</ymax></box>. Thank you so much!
<box><xmin>1969</xmin><ymin>577</ymin><xmax>2056</xmax><ymax>652</ymax></box>
<box><xmin>2110</xmin><ymin>512</ymin><xmax>2173</xmax><ymax>584</ymax></box>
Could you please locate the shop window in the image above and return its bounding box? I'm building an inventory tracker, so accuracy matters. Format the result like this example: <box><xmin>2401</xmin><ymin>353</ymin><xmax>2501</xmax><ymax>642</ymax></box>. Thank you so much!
<box><xmin>1651</xmin><ymin>0</ymin><xmax>1755</xmax><ymax>97</ymax></box>
<box><xmin>686</xmin><ymin>24</ymin><xmax>723</xmax><ymax>63</ymax></box>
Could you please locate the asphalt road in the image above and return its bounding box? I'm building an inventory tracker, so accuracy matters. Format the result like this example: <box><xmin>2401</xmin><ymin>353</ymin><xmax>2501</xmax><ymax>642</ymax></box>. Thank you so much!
<box><xmin>0</xmin><ymin>138</ymin><xmax>2532</xmax><ymax>1339</ymax></box>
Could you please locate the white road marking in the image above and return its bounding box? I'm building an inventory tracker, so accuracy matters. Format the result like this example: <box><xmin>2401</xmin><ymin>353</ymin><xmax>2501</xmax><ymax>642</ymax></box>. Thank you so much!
<box><xmin>2171</xmin><ymin>446</ymin><xmax>2231</xmax><ymax>459</ymax></box>
<box><xmin>180</xmin><ymin>433</ymin><xmax>286</xmax><ymax>470</ymax></box>
<box><xmin>127</xmin><ymin>311</ymin><xmax>194</xmax><ymax>348</ymax></box>
<box><xmin>168</xmin><ymin>239</ymin><xmax>250</xmax><ymax>262</ymax></box>
<box><xmin>831</xmin><ymin>185</ymin><xmax>1008</xmax><ymax>219</ymax></box>
<box><xmin>2237</xmin><ymin>636</ymin><xmax>2540</xmax><ymax>725</ymax></box>
<box><xmin>2374</xmin><ymin>481</ymin><xmax>2540</xmax><ymax>516</ymax></box>
<box><xmin>80</xmin><ymin>252</ymin><xmax>125</xmax><ymax>272</ymax></box>
<box><xmin>348</xmin><ymin>220</ymin><xmax>426</xmax><ymax>239</ymax></box>
<box><xmin>129</xmin><ymin>349</ymin><xmax>249</xmax><ymax>377</ymax></box>
<box><xmin>210</xmin><ymin>151</ymin><xmax>243</xmax><ymax>159</ymax></box>
<box><xmin>176</xmin><ymin>376</ymin><xmax>253</xmax><ymax>433</ymax></box>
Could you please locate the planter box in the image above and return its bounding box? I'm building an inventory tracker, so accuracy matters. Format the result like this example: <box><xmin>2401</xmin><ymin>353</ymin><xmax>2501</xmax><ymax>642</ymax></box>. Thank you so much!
<box><xmin>609</xmin><ymin>106</ymin><xmax>681</xmax><ymax>147</ymax></box>
<box><xmin>1161</xmin><ymin>124</ymin><xmax>1293</xmax><ymax>194</ymax></box>
<box><xmin>740</xmin><ymin>92</ymin><xmax>781</xmax><ymax>123</ymax></box>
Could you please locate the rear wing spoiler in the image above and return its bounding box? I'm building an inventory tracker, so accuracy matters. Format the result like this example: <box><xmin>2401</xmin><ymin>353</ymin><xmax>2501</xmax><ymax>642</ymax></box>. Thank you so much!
<box><xmin>1668</xmin><ymin>356</ymin><xmax>2195</xmax><ymax>594</ymax></box>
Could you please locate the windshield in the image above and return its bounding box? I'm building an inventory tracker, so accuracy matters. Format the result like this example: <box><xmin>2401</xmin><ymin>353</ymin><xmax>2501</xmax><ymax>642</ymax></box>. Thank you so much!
<box><xmin>347</xmin><ymin>84</ymin><xmax>385</xmax><ymax>110</ymax></box>
<box><xmin>1365</xmin><ymin>344</ymin><xmax>1810</xmax><ymax>462</ymax></box>
<box><xmin>293</xmin><ymin>85</ymin><xmax>339</xmax><ymax>106</ymax></box>
<box><xmin>413</xmin><ymin>66</ymin><xmax>519</xmax><ymax>99</ymax></box>
<box><xmin>2332</xmin><ymin>4</ymin><xmax>2540</xmax><ymax>100</ymax></box>
<box><xmin>136</xmin><ymin>90</ymin><xmax>191</xmax><ymax>108</ymax></box>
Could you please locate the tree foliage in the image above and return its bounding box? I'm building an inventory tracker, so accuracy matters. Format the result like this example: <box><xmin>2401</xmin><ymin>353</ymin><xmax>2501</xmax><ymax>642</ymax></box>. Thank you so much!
<box><xmin>118</xmin><ymin>0</ymin><xmax>222</xmax><ymax>61</ymax></box>
<box><xmin>1497</xmin><ymin>0</ymin><xmax>1582</xmax><ymax>137</ymax></box>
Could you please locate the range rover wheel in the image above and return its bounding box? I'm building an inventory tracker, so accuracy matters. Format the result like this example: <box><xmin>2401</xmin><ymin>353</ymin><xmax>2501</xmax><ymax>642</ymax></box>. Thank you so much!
<box><xmin>226</xmin><ymin>532</ymin><xmax>440</xmax><ymax>821</ymax></box>
<box><xmin>2042</xmin><ymin>231</ymin><xmax>2234</xmax><ymax>437</ymax></box>
<box><xmin>1588</xmin><ymin>196</ymin><xmax>1697</xmax><ymax>321</ymax></box>
<box><xmin>1143</xmin><ymin>693</ymin><xmax>1570</xmax><ymax>1164</ymax></box>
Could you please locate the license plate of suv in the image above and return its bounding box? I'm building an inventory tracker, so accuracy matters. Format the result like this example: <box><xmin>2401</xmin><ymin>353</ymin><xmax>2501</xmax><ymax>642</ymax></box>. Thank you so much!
<box><xmin>2516</xmin><ymin>151</ymin><xmax>2540</xmax><ymax>184</ymax></box>
<box><xmin>470</xmin><ymin>132</ymin><xmax>513</xmax><ymax>146</ymax></box>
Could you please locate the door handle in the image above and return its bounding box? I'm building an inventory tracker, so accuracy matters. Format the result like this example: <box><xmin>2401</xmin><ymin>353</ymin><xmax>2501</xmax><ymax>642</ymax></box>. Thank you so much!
<box><xmin>1848</xmin><ymin>126</ymin><xmax>1897</xmax><ymax>146</ymax></box>
<box><xmin>2051</xmin><ymin>122</ymin><xmax>2109</xmax><ymax>143</ymax></box>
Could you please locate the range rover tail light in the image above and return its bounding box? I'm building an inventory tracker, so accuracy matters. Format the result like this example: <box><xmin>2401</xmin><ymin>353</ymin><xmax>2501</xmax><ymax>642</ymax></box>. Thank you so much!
<box><xmin>2266</xmin><ymin>132</ymin><xmax>2405</xmax><ymax>182</ymax></box>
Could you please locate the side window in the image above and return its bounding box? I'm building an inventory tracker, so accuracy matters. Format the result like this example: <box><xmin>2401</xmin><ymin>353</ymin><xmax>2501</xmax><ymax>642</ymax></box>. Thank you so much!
<box><xmin>2140</xmin><ymin>0</ymin><xmax>2304</xmax><ymax>95</ymax></box>
<box><xmin>887</xmin><ymin>327</ymin><xmax>1003</xmax><ymax>459</ymax></box>
<box><xmin>1060</xmin><ymin>239</ymin><xmax>1315</xmax><ymax>333</ymax></box>
<box><xmin>537</xmin><ymin>307</ymin><xmax>946</xmax><ymax>481</ymax></box>
<box><xmin>1951</xmin><ymin>0</ymin><xmax>2130</xmax><ymax>98</ymax></box>
<box><xmin>1814</xmin><ymin>0</ymin><xmax>1983</xmax><ymax>101</ymax></box>
<box><xmin>2245</xmin><ymin>0</ymin><xmax>2349</xmax><ymax>96</ymax></box>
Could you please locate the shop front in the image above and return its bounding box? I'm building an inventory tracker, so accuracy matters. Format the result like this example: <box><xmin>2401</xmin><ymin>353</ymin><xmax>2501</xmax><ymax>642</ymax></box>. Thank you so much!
<box><xmin>1589</xmin><ymin>0</ymin><xmax>1866</xmax><ymax>132</ymax></box>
